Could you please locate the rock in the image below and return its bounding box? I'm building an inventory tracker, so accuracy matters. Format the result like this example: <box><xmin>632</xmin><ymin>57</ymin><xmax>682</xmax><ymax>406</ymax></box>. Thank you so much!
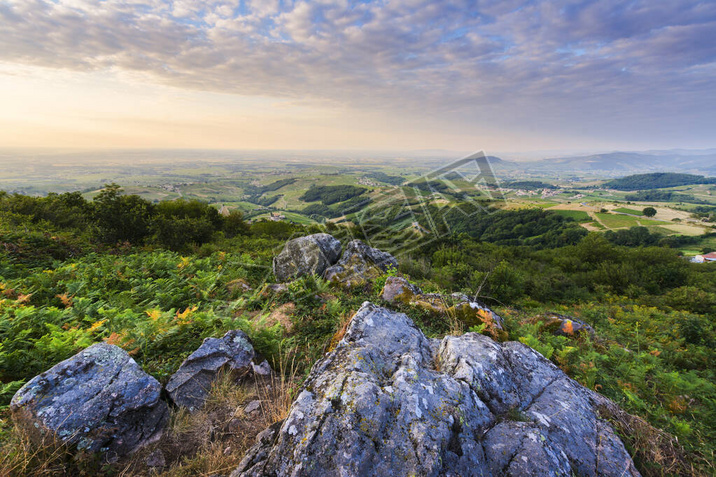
<box><xmin>251</xmin><ymin>360</ymin><xmax>272</xmax><ymax>376</ymax></box>
<box><xmin>261</xmin><ymin>283</ymin><xmax>289</xmax><ymax>296</ymax></box>
<box><xmin>145</xmin><ymin>449</ymin><xmax>166</xmax><ymax>469</ymax></box>
<box><xmin>227</xmin><ymin>279</ymin><xmax>252</xmax><ymax>296</ymax></box>
<box><xmin>233</xmin><ymin>303</ymin><xmax>639</xmax><ymax>477</ymax></box>
<box><xmin>11</xmin><ymin>343</ymin><xmax>168</xmax><ymax>458</ymax></box>
<box><xmin>244</xmin><ymin>400</ymin><xmax>261</xmax><ymax>414</ymax></box>
<box><xmin>324</xmin><ymin>240</ymin><xmax>397</xmax><ymax>287</ymax></box>
<box><xmin>337</xmin><ymin>240</ymin><xmax>398</xmax><ymax>272</ymax></box>
<box><xmin>381</xmin><ymin>277</ymin><xmax>505</xmax><ymax>339</ymax></box>
<box><xmin>446</xmin><ymin>301</ymin><xmax>505</xmax><ymax>334</ymax></box>
<box><xmin>538</xmin><ymin>313</ymin><xmax>596</xmax><ymax>338</ymax></box>
<box><xmin>166</xmin><ymin>330</ymin><xmax>270</xmax><ymax>412</ymax></box>
<box><xmin>273</xmin><ymin>233</ymin><xmax>342</xmax><ymax>282</ymax></box>
<box><xmin>381</xmin><ymin>276</ymin><xmax>423</xmax><ymax>302</ymax></box>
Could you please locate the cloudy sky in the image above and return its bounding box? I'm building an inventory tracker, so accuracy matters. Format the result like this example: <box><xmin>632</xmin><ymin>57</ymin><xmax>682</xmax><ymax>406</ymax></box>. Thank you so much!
<box><xmin>0</xmin><ymin>0</ymin><xmax>714</xmax><ymax>152</ymax></box>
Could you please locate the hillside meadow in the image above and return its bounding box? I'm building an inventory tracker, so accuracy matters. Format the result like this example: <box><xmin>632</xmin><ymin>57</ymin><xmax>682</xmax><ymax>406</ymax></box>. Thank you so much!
<box><xmin>0</xmin><ymin>187</ymin><xmax>714</xmax><ymax>475</ymax></box>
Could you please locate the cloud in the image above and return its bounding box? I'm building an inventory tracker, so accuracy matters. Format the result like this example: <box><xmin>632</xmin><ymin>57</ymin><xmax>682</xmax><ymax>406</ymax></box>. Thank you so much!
<box><xmin>0</xmin><ymin>0</ymin><xmax>714</xmax><ymax>146</ymax></box>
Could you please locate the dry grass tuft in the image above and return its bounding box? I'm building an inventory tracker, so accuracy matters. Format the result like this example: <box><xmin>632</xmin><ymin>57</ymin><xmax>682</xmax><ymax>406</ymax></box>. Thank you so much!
<box><xmin>326</xmin><ymin>313</ymin><xmax>353</xmax><ymax>353</ymax></box>
<box><xmin>0</xmin><ymin>412</ymin><xmax>101</xmax><ymax>477</ymax></box>
<box><xmin>596</xmin><ymin>398</ymin><xmax>710</xmax><ymax>477</ymax></box>
<box><xmin>120</xmin><ymin>365</ymin><xmax>301</xmax><ymax>477</ymax></box>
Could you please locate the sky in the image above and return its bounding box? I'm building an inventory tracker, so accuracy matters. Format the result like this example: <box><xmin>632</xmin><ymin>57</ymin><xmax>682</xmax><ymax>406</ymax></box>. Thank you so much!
<box><xmin>0</xmin><ymin>0</ymin><xmax>715</xmax><ymax>153</ymax></box>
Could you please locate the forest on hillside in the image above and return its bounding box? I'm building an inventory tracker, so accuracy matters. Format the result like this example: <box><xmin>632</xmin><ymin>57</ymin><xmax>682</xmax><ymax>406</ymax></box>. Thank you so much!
<box><xmin>605</xmin><ymin>173</ymin><xmax>716</xmax><ymax>191</ymax></box>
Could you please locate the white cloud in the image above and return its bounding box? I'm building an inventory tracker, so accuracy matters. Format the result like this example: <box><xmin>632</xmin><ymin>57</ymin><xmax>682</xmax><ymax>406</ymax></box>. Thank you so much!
<box><xmin>0</xmin><ymin>0</ymin><xmax>714</xmax><ymax>147</ymax></box>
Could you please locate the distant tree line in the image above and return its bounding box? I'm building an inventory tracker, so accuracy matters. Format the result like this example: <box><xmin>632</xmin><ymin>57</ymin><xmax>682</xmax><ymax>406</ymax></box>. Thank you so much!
<box><xmin>0</xmin><ymin>184</ymin><xmax>249</xmax><ymax>252</ymax></box>
<box><xmin>365</xmin><ymin>172</ymin><xmax>405</xmax><ymax>185</ymax></box>
<box><xmin>605</xmin><ymin>172</ymin><xmax>716</xmax><ymax>191</ymax></box>
<box><xmin>504</xmin><ymin>181</ymin><xmax>558</xmax><ymax>190</ymax></box>
<box><xmin>624</xmin><ymin>190</ymin><xmax>709</xmax><ymax>204</ymax></box>
<box><xmin>299</xmin><ymin>185</ymin><xmax>367</xmax><ymax>205</ymax></box>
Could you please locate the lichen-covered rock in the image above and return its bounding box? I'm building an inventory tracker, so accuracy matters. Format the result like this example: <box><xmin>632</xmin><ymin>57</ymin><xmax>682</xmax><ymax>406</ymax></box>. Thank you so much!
<box><xmin>273</xmin><ymin>233</ymin><xmax>342</xmax><ymax>282</ymax></box>
<box><xmin>538</xmin><ymin>313</ymin><xmax>596</xmax><ymax>338</ymax></box>
<box><xmin>166</xmin><ymin>330</ymin><xmax>269</xmax><ymax>411</ymax></box>
<box><xmin>233</xmin><ymin>303</ymin><xmax>639</xmax><ymax>477</ymax></box>
<box><xmin>324</xmin><ymin>240</ymin><xmax>397</xmax><ymax>287</ymax></box>
<box><xmin>382</xmin><ymin>277</ymin><xmax>505</xmax><ymax>338</ymax></box>
<box><xmin>380</xmin><ymin>276</ymin><xmax>423</xmax><ymax>302</ymax></box>
<box><xmin>11</xmin><ymin>343</ymin><xmax>168</xmax><ymax>458</ymax></box>
<box><xmin>341</xmin><ymin>240</ymin><xmax>398</xmax><ymax>271</ymax></box>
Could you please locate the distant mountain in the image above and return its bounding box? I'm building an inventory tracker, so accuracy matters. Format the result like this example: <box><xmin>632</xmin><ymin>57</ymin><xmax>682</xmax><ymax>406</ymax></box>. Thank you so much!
<box><xmin>603</xmin><ymin>173</ymin><xmax>716</xmax><ymax>191</ymax></box>
<box><xmin>519</xmin><ymin>151</ymin><xmax>716</xmax><ymax>175</ymax></box>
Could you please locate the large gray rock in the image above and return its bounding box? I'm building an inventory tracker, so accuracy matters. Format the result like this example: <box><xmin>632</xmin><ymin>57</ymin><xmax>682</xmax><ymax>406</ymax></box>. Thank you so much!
<box><xmin>273</xmin><ymin>233</ymin><xmax>342</xmax><ymax>282</ymax></box>
<box><xmin>166</xmin><ymin>330</ymin><xmax>269</xmax><ymax>412</ymax></box>
<box><xmin>323</xmin><ymin>240</ymin><xmax>398</xmax><ymax>287</ymax></box>
<box><xmin>11</xmin><ymin>343</ymin><xmax>168</xmax><ymax>458</ymax></box>
<box><xmin>233</xmin><ymin>303</ymin><xmax>639</xmax><ymax>477</ymax></box>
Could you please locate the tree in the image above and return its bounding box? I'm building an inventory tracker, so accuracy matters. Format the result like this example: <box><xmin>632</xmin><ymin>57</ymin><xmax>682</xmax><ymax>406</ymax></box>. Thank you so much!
<box><xmin>93</xmin><ymin>184</ymin><xmax>154</xmax><ymax>244</ymax></box>
<box><xmin>223</xmin><ymin>210</ymin><xmax>250</xmax><ymax>238</ymax></box>
<box><xmin>151</xmin><ymin>199</ymin><xmax>222</xmax><ymax>250</ymax></box>
<box><xmin>643</xmin><ymin>207</ymin><xmax>657</xmax><ymax>217</ymax></box>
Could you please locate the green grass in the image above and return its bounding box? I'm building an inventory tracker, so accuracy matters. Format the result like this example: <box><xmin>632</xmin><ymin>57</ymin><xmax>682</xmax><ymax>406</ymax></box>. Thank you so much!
<box><xmin>596</xmin><ymin>212</ymin><xmax>642</xmax><ymax>229</ymax></box>
<box><xmin>613</xmin><ymin>207</ymin><xmax>644</xmax><ymax>216</ymax></box>
<box><xmin>586</xmin><ymin>221</ymin><xmax>606</xmax><ymax>230</ymax></box>
<box><xmin>550</xmin><ymin>209</ymin><xmax>591</xmax><ymax>222</ymax></box>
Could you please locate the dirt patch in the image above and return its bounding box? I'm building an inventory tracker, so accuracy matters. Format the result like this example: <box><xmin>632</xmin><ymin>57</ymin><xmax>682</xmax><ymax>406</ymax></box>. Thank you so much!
<box><xmin>262</xmin><ymin>303</ymin><xmax>296</xmax><ymax>333</ymax></box>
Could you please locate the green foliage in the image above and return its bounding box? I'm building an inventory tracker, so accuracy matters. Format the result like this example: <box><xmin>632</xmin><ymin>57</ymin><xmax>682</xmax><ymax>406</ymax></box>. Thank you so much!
<box><xmin>365</xmin><ymin>172</ymin><xmax>405</xmax><ymax>185</ymax></box>
<box><xmin>549</xmin><ymin>209</ymin><xmax>591</xmax><ymax>222</ymax></box>
<box><xmin>93</xmin><ymin>183</ymin><xmax>155</xmax><ymax>244</ymax></box>
<box><xmin>625</xmin><ymin>190</ymin><xmax>706</xmax><ymax>204</ymax></box>
<box><xmin>604</xmin><ymin>172</ymin><xmax>715</xmax><ymax>191</ymax></box>
<box><xmin>299</xmin><ymin>185</ymin><xmax>367</xmax><ymax>205</ymax></box>
<box><xmin>0</xmin><ymin>250</ymin><xmax>269</xmax><ymax>403</ymax></box>
<box><xmin>643</xmin><ymin>206</ymin><xmax>657</xmax><ymax>217</ymax></box>
<box><xmin>604</xmin><ymin>226</ymin><xmax>661</xmax><ymax>247</ymax></box>
<box><xmin>505</xmin><ymin>180</ymin><xmax>557</xmax><ymax>190</ymax></box>
<box><xmin>151</xmin><ymin>199</ymin><xmax>223</xmax><ymax>251</ymax></box>
<box><xmin>613</xmin><ymin>207</ymin><xmax>644</xmax><ymax>216</ymax></box>
<box><xmin>418</xmin><ymin>204</ymin><xmax>588</xmax><ymax>248</ymax></box>
<box><xmin>1</xmin><ymin>186</ymin><xmax>716</xmax><ymax>472</ymax></box>
<box><xmin>301</xmin><ymin>195</ymin><xmax>371</xmax><ymax>219</ymax></box>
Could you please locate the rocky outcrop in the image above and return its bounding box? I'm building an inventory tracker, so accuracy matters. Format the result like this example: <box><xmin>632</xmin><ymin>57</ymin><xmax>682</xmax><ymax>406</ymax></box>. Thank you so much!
<box><xmin>167</xmin><ymin>330</ymin><xmax>270</xmax><ymax>411</ymax></box>
<box><xmin>382</xmin><ymin>276</ymin><xmax>505</xmax><ymax>338</ymax></box>
<box><xmin>273</xmin><ymin>233</ymin><xmax>342</xmax><ymax>282</ymax></box>
<box><xmin>324</xmin><ymin>239</ymin><xmax>398</xmax><ymax>287</ymax></box>
<box><xmin>233</xmin><ymin>303</ymin><xmax>639</xmax><ymax>477</ymax></box>
<box><xmin>11</xmin><ymin>343</ymin><xmax>168</xmax><ymax>458</ymax></box>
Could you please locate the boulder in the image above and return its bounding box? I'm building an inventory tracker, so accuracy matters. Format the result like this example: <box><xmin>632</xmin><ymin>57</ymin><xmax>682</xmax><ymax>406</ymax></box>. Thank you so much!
<box><xmin>273</xmin><ymin>233</ymin><xmax>342</xmax><ymax>282</ymax></box>
<box><xmin>11</xmin><ymin>343</ymin><xmax>168</xmax><ymax>458</ymax></box>
<box><xmin>381</xmin><ymin>276</ymin><xmax>422</xmax><ymax>302</ymax></box>
<box><xmin>166</xmin><ymin>330</ymin><xmax>270</xmax><ymax>412</ymax></box>
<box><xmin>382</xmin><ymin>277</ymin><xmax>505</xmax><ymax>338</ymax></box>
<box><xmin>233</xmin><ymin>303</ymin><xmax>639</xmax><ymax>477</ymax></box>
<box><xmin>538</xmin><ymin>313</ymin><xmax>596</xmax><ymax>338</ymax></box>
<box><xmin>324</xmin><ymin>240</ymin><xmax>398</xmax><ymax>287</ymax></box>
